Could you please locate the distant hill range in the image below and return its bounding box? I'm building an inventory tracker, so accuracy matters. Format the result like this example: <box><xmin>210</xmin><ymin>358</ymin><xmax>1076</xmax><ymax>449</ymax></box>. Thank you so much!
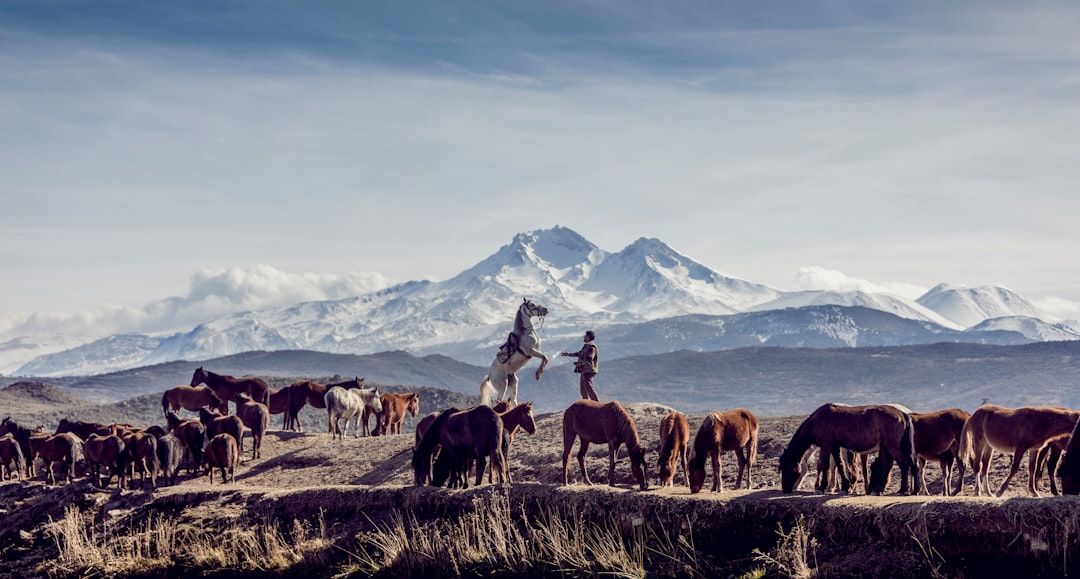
<box><xmin>4</xmin><ymin>227</ymin><xmax>1078</xmax><ymax>378</ymax></box>
<box><xmin>5</xmin><ymin>341</ymin><xmax>1080</xmax><ymax>417</ymax></box>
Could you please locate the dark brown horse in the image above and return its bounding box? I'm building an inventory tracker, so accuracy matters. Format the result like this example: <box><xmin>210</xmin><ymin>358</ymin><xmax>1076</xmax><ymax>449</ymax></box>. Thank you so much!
<box><xmin>657</xmin><ymin>411</ymin><xmax>690</xmax><ymax>488</ymax></box>
<box><xmin>562</xmin><ymin>400</ymin><xmax>648</xmax><ymax>490</ymax></box>
<box><xmin>55</xmin><ymin>417</ymin><xmax>114</xmax><ymax>440</ymax></box>
<box><xmin>235</xmin><ymin>393</ymin><xmax>269</xmax><ymax>460</ymax></box>
<box><xmin>190</xmin><ymin>367</ymin><xmax>270</xmax><ymax>411</ymax></box>
<box><xmin>119</xmin><ymin>428</ymin><xmax>159</xmax><ymax>490</ymax></box>
<box><xmin>0</xmin><ymin>433</ymin><xmax>27</xmax><ymax>481</ymax></box>
<box><xmin>688</xmin><ymin>408</ymin><xmax>759</xmax><ymax>493</ymax></box>
<box><xmin>780</xmin><ymin>403</ymin><xmax>918</xmax><ymax>495</ymax></box>
<box><xmin>166</xmin><ymin>410</ymin><xmax>207</xmax><ymax>475</ymax></box>
<box><xmin>284</xmin><ymin>377</ymin><xmax>367</xmax><ymax>432</ymax></box>
<box><xmin>84</xmin><ymin>433</ymin><xmax>126</xmax><ymax>489</ymax></box>
<box><xmin>161</xmin><ymin>385</ymin><xmax>229</xmax><ymax>418</ymax></box>
<box><xmin>267</xmin><ymin>386</ymin><xmax>291</xmax><ymax>430</ymax></box>
<box><xmin>156</xmin><ymin>433</ymin><xmax>186</xmax><ymax>486</ymax></box>
<box><xmin>960</xmin><ymin>404</ymin><xmax>1080</xmax><ymax>497</ymax></box>
<box><xmin>1034</xmin><ymin>434</ymin><xmax>1070</xmax><ymax>496</ymax></box>
<box><xmin>0</xmin><ymin>418</ymin><xmax>38</xmax><ymax>478</ymax></box>
<box><xmin>373</xmin><ymin>392</ymin><xmax>421</xmax><ymax>435</ymax></box>
<box><xmin>37</xmin><ymin>432</ymin><xmax>82</xmax><ymax>485</ymax></box>
<box><xmin>199</xmin><ymin>407</ymin><xmax>246</xmax><ymax>458</ymax></box>
<box><xmin>204</xmin><ymin>433</ymin><xmax>239</xmax><ymax>484</ymax></box>
<box><xmin>412</xmin><ymin>406</ymin><xmax>506</xmax><ymax>488</ymax></box>
<box><xmin>1057</xmin><ymin>418</ymin><xmax>1080</xmax><ymax>495</ymax></box>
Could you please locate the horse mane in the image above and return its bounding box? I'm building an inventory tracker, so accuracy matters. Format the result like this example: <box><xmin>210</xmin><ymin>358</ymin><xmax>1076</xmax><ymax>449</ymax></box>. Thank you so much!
<box><xmin>413</xmin><ymin>408</ymin><xmax>457</xmax><ymax>464</ymax></box>
<box><xmin>615</xmin><ymin>404</ymin><xmax>642</xmax><ymax>453</ymax></box>
<box><xmin>781</xmin><ymin>407</ymin><xmax>821</xmax><ymax>465</ymax></box>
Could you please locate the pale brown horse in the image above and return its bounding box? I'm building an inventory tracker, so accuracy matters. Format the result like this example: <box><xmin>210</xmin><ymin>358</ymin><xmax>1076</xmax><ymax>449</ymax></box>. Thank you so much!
<box><xmin>199</xmin><ymin>407</ymin><xmax>246</xmax><ymax>459</ymax></box>
<box><xmin>688</xmin><ymin>409</ymin><xmax>758</xmax><ymax>493</ymax></box>
<box><xmin>959</xmin><ymin>404</ymin><xmax>1080</xmax><ymax>497</ymax></box>
<box><xmin>373</xmin><ymin>392</ymin><xmax>421</xmax><ymax>436</ymax></box>
<box><xmin>284</xmin><ymin>377</ymin><xmax>367</xmax><ymax>432</ymax></box>
<box><xmin>161</xmin><ymin>385</ymin><xmax>228</xmax><ymax>418</ymax></box>
<box><xmin>37</xmin><ymin>432</ymin><xmax>82</xmax><ymax>485</ymax></box>
<box><xmin>190</xmin><ymin>367</ymin><xmax>270</xmax><ymax>412</ymax></box>
<box><xmin>657</xmin><ymin>411</ymin><xmax>691</xmax><ymax>488</ymax></box>
<box><xmin>84</xmin><ymin>433</ymin><xmax>126</xmax><ymax>489</ymax></box>
<box><xmin>780</xmin><ymin>403</ymin><xmax>918</xmax><ymax>495</ymax></box>
<box><xmin>235</xmin><ymin>393</ymin><xmax>270</xmax><ymax>460</ymax></box>
<box><xmin>0</xmin><ymin>433</ymin><xmax>27</xmax><ymax>481</ymax></box>
<box><xmin>562</xmin><ymin>400</ymin><xmax>649</xmax><ymax>490</ymax></box>
<box><xmin>204</xmin><ymin>433</ymin><xmax>239</xmax><ymax>484</ymax></box>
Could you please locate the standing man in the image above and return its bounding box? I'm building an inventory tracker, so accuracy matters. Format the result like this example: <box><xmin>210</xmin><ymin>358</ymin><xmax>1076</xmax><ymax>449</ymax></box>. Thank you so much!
<box><xmin>561</xmin><ymin>330</ymin><xmax>599</xmax><ymax>401</ymax></box>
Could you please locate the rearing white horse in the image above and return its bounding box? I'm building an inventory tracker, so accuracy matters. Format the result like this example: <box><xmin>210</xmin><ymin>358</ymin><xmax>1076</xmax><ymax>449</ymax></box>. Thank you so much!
<box><xmin>480</xmin><ymin>298</ymin><xmax>550</xmax><ymax>406</ymax></box>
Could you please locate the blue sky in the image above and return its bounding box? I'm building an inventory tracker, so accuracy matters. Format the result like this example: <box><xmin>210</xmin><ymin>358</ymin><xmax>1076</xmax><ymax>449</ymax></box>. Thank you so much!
<box><xmin>3</xmin><ymin>0</ymin><xmax>1080</xmax><ymax>338</ymax></box>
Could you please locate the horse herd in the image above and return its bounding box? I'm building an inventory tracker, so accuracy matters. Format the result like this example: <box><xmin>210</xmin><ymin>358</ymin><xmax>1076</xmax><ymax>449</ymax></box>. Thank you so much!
<box><xmin>0</xmin><ymin>368</ymin><xmax>421</xmax><ymax>488</ymax></box>
<box><xmin>4</xmin><ymin>368</ymin><xmax>1080</xmax><ymax>500</ymax></box>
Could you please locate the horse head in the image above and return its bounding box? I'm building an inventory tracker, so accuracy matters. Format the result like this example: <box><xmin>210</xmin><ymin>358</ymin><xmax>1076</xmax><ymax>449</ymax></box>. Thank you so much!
<box><xmin>521</xmin><ymin>298</ymin><xmax>549</xmax><ymax>318</ymax></box>
<box><xmin>190</xmin><ymin>367</ymin><xmax>206</xmax><ymax>387</ymax></box>
<box><xmin>629</xmin><ymin>446</ymin><xmax>649</xmax><ymax>491</ymax></box>
<box><xmin>778</xmin><ymin>448</ymin><xmax>803</xmax><ymax>493</ymax></box>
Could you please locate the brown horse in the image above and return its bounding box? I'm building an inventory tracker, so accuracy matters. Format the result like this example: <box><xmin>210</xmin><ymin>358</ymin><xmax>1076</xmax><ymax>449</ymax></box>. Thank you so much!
<box><xmin>0</xmin><ymin>433</ymin><xmax>27</xmax><ymax>481</ymax></box>
<box><xmin>267</xmin><ymin>386</ymin><xmax>291</xmax><ymax>430</ymax></box>
<box><xmin>780</xmin><ymin>403</ymin><xmax>918</xmax><ymax>495</ymax></box>
<box><xmin>199</xmin><ymin>407</ymin><xmax>246</xmax><ymax>458</ymax></box>
<box><xmin>161</xmin><ymin>385</ymin><xmax>229</xmax><ymax>418</ymax></box>
<box><xmin>959</xmin><ymin>404</ymin><xmax>1080</xmax><ymax>497</ymax></box>
<box><xmin>190</xmin><ymin>367</ymin><xmax>270</xmax><ymax>411</ymax></box>
<box><xmin>119</xmin><ymin>427</ymin><xmax>159</xmax><ymax>490</ymax></box>
<box><xmin>156</xmin><ymin>433</ymin><xmax>186</xmax><ymax>486</ymax></box>
<box><xmin>868</xmin><ymin>408</ymin><xmax>972</xmax><ymax>496</ymax></box>
<box><xmin>84</xmin><ymin>433</ymin><xmax>126</xmax><ymax>489</ymax></box>
<box><xmin>0</xmin><ymin>418</ymin><xmax>38</xmax><ymax>478</ymax></box>
<box><xmin>657</xmin><ymin>411</ymin><xmax>691</xmax><ymax>488</ymax></box>
<box><xmin>37</xmin><ymin>432</ymin><xmax>82</xmax><ymax>485</ymax></box>
<box><xmin>373</xmin><ymin>392</ymin><xmax>421</xmax><ymax>436</ymax></box>
<box><xmin>235</xmin><ymin>393</ymin><xmax>270</xmax><ymax>460</ymax></box>
<box><xmin>1057</xmin><ymin>418</ymin><xmax>1080</xmax><ymax>495</ymax></box>
<box><xmin>562</xmin><ymin>400</ymin><xmax>649</xmax><ymax>490</ymax></box>
<box><xmin>1034</xmin><ymin>434</ymin><xmax>1070</xmax><ymax>496</ymax></box>
<box><xmin>412</xmin><ymin>406</ymin><xmax>506</xmax><ymax>488</ymax></box>
<box><xmin>55</xmin><ymin>417</ymin><xmax>113</xmax><ymax>440</ymax></box>
<box><xmin>166</xmin><ymin>411</ymin><xmax>207</xmax><ymax>475</ymax></box>
<box><xmin>284</xmin><ymin>377</ymin><xmax>367</xmax><ymax>432</ymax></box>
<box><xmin>204</xmin><ymin>433</ymin><xmax>239</xmax><ymax>484</ymax></box>
<box><xmin>688</xmin><ymin>409</ymin><xmax>758</xmax><ymax>493</ymax></box>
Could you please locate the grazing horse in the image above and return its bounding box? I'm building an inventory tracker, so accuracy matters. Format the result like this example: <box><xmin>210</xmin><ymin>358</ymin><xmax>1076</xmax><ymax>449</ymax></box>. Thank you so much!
<box><xmin>235</xmin><ymin>393</ymin><xmax>270</xmax><ymax>460</ymax></box>
<box><xmin>780</xmin><ymin>403</ymin><xmax>918</xmax><ymax>495</ymax></box>
<box><xmin>166</xmin><ymin>411</ymin><xmax>207</xmax><ymax>475</ymax></box>
<box><xmin>199</xmin><ymin>407</ymin><xmax>246</xmax><ymax>458</ymax></box>
<box><xmin>326</xmin><ymin>386</ymin><xmax>383</xmax><ymax>440</ymax></box>
<box><xmin>372</xmin><ymin>392</ymin><xmax>421</xmax><ymax>436</ymax></box>
<box><xmin>37</xmin><ymin>432</ymin><xmax>82</xmax><ymax>485</ymax></box>
<box><xmin>413</xmin><ymin>405</ymin><xmax>506</xmax><ymax>488</ymax></box>
<box><xmin>84</xmin><ymin>433</ymin><xmax>126</xmax><ymax>489</ymax></box>
<box><xmin>479</xmin><ymin>298</ymin><xmax>550</xmax><ymax>406</ymax></box>
<box><xmin>119</xmin><ymin>428</ymin><xmax>159</xmax><ymax>490</ymax></box>
<box><xmin>960</xmin><ymin>404</ymin><xmax>1080</xmax><ymax>497</ymax></box>
<box><xmin>0</xmin><ymin>433</ymin><xmax>27</xmax><ymax>481</ymax></box>
<box><xmin>190</xmin><ymin>367</ymin><xmax>270</xmax><ymax>411</ymax></box>
<box><xmin>284</xmin><ymin>377</ymin><xmax>367</xmax><ymax>432</ymax></box>
<box><xmin>161</xmin><ymin>385</ymin><xmax>229</xmax><ymax>418</ymax></box>
<box><xmin>156</xmin><ymin>433</ymin><xmax>186</xmax><ymax>486</ymax></box>
<box><xmin>562</xmin><ymin>400</ymin><xmax>649</xmax><ymax>490</ymax></box>
<box><xmin>657</xmin><ymin>411</ymin><xmax>691</xmax><ymax>488</ymax></box>
<box><xmin>0</xmin><ymin>418</ymin><xmax>38</xmax><ymax>478</ymax></box>
<box><xmin>204</xmin><ymin>433</ymin><xmax>239</xmax><ymax>484</ymax></box>
<box><xmin>688</xmin><ymin>409</ymin><xmax>759</xmax><ymax>493</ymax></box>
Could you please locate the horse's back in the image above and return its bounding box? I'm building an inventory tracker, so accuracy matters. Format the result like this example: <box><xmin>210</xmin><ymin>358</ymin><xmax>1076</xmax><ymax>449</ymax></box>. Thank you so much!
<box><xmin>563</xmin><ymin>400</ymin><xmax>631</xmax><ymax>444</ymax></box>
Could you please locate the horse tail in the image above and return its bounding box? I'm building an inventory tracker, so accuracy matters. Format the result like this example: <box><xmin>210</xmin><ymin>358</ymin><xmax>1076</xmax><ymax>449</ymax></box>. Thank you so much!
<box><xmin>900</xmin><ymin>411</ymin><xmax>917</xmax><ymax>491</ymax></box>
<box><xmin>958</xmin><ymin>415</ymin><xmax>976</xmax><ymax>471</ymax></box>
<box><xmin>479</xmin><ymin>375</ymin><xmax>494</xmax><ymax>407</ymax></box>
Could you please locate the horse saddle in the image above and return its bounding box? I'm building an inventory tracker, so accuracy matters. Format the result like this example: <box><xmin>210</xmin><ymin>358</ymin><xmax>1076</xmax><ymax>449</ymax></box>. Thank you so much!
<box><xmin>496</xmin><ymin>332</ymin><xmax>521</xmax><ymax>363</ymax></box>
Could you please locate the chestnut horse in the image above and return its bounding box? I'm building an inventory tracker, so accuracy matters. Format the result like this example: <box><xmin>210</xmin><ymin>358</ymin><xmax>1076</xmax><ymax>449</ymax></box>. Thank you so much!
<box><xmin>204</xmin><ymin>433</ymin><xmax>239</xmax><ymax>484</ymax></box>
<box><xmin>284</xmin><ymin>377</ymin><xmax>367</xmax><ymax>432</ymax></box>
<box><xmin>37</xmin><ymin>432</ymin><xmax>82</xmax><ymax>485</ymax></box>
<box><xmin>959</xmin><ymin>404</ymin><xmax>1080</xmax><ymax>497</ymax></box>
<box><xmin>166</xmin><ymin>411</ymin><xmax>207</xmax><ymax>475</ymax></box>
<box><xmin>84</xmin><ymin>433</ymin><xmax>126</xmax><ymax>488</ymax></box>
<box><xmin>0</xmin><ymin>433</ymin><xmax>27</xmax><ymax>481</ymax></box>
<box><xmin>199</xmin><ymin>407</ymin><xmax>246</xmax><ymax>459</ymax></box>
<box><xmin>868</xmin><ymin>408</ymin><xmax>971</xmax><ymax>496</ymax></box>
<box><xmin>161</xmin><ymin>385</ymin><xmax>228</xmax><ymax>418</ymax></box>
<box><xmin>657</xmin><ymin>411</ymin><xmax>690</xmax><ymax>488</ymax></box>
<box><xmin>1034</xmin><ymin>434</ymin><xmax>1070</xmax><ymax>496</ymax></box>
<box><xmin>562</xmin><ymin>400</ymin><xmax>649</xmax><ymax>490</ymax></box>
<box><xmin>780</xmin><ymin>403</ymin><xmax>918</xmax><ymax>495</ymax></box>
<box><xmin>190</xmin><ymin>367</ymin><xmax>270</xmax><ymax>412</ymax></box>
<box><xmin>235</xmin><ymin>393</ymin><xmax>270</xmax><ymax>460</ymax></box>
<box><xmin>688</xmin><ymin>408</ymin><xmax>759</xmax><ymax>493</ymax></box>
<box><xmin>267</xmin><ymin>387</ymin><xmax>291</xmax><ymax>430</ymax></box>
<box><xmin>372</xmin><ymin>392</ymin><xmax>421</xmax><ymax>436</ymax></box>
<box><xmin>412</xmin><ymin>406</ymin><xmax>506</xmax><ymax>488</ymax></box>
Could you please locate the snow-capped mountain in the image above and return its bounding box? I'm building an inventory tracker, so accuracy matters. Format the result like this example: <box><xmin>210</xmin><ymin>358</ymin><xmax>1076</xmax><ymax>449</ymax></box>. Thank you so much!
<box><xmin>6</xmin><ymin>226</ymin><xmax>1076</xmax><ymax>377</ymax></box>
